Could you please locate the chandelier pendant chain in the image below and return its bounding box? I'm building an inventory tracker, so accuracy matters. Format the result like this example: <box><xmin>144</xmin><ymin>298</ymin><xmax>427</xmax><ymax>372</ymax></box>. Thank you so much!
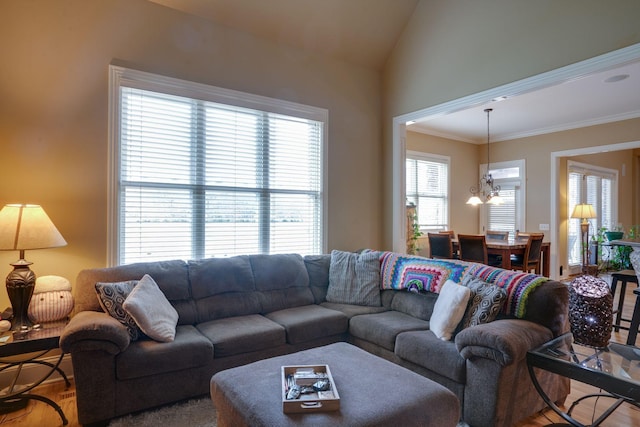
<box><xmin>466</xmin><ymin>108</ymin><xmax>503</xmax><ymax>205</ymax></box>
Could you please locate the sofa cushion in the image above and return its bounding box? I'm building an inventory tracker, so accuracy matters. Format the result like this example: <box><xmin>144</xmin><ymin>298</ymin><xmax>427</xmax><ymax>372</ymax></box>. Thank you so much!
<box><xmin>461</xmin><ymin>275</ymin><xmax>506</xmax><ymax>329</ymax></box>
<box><xmin>326</xmin><ymin>250</ymin><xmax>381</xmax><ymax>306</ymax></box>
<box><xmin>189</xmin><ymin>256</ymin><xmax>263</xmax><ymax>322</ymax></box>
<box><xmin>189</xmin><ymin>256</ymin><xmax>255</xmax><ymax>298</ymax></box>
<box><xmin>523</xmin><ymin>280</ymin><xmax>570</xmax><ymax>337</ymax></box>
<box><xmin>390</xmin><ymin>290</ymin><xmax>438</xmax><ymax>321</ymax></box>
<box><xmin>304</xmin><ymin>254</ymin><xmax>331</xmax><ymax>304</ymax></box>
<box><xmin>395</xmin><ymin>330</ymin><xmax>466</xmax><ymax>383</ymax></box>
<box><xmin>320</xmin><ymin>301</ymin><xmax>388</xmax><ymax>319</ymax></box>
<box><xmin>76</xmin><ymin>259</ymin><xmax>190</xmax><ymax>316</ymax></box>
<box><xmin>349</xmin><ymin>310</ymin><xmax>429</xmax><ymax>352</ymax></box>
<box><xmin>116</xmin><ymin>325</ymin><xmax>212</xmax><ymax>380</ymax></box>
<box><xmin>123</xmin><ymin>274</ymin><xmax>179</xmax><ymax>342</ymax></box>
<box><xmin>265</xmin><ymin>304</ymin><xmax>348</xmax><ymax>344</ymax></box>
<box><xmin>251</xmin><ymin>254</ymin><xmax>315</xmax><ymax>313</ymax></box>
<box><xmin>430</xmin><ymin>280</ymin><xmax>471</xmax><ymax>341</ymax></box>
<box><xmin>196</xmin><ymin>314</ymin><xmax>286</xmax><ymax>357</ymax></box>
<box><xmin>95</xmin><ymin>280</ymin><xmax>141</xmax><ymax>341</ymax></box>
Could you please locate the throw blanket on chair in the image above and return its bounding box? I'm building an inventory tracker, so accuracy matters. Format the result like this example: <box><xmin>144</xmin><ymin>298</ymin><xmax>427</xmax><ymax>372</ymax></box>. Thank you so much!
<box><xmin>379</xmin><ymin>252</ymin><xmax>471</xmax><ymax>294</ymax></box>
<box><xmin>466</xmin><ymin>263</ymin><xmax>549</xmax><ymax>318</ymax></box>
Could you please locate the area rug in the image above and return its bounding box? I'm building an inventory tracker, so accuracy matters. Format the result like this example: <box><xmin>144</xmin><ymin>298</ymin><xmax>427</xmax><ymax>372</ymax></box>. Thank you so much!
<box><xmin>107</xmin><ymin>396</ymin><xmax>469</xmax><ymax>427</ymax></box>
<box><xmin>108</xmin><ymin>397</ymin><xmax>216</xmax><ymax>427</ymax></box>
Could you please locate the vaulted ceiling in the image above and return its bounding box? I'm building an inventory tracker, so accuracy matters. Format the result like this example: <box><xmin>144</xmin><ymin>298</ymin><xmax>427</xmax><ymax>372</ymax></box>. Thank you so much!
<box><xmin>148</xmin><ymin>0</ymin><xmax>419</xmax><ymax>69</ymax></box>
<box><xmin>148</xmin><ymin>0</ymin><xmax>640</xmax><ymax>143</ymax></box>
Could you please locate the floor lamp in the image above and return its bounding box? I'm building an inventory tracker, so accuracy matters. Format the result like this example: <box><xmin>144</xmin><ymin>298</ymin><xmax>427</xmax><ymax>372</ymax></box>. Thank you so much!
<box><xmin>571</xmin><ymin>203</ymin><xmax>597</xmax><ymax>275</ymax></box>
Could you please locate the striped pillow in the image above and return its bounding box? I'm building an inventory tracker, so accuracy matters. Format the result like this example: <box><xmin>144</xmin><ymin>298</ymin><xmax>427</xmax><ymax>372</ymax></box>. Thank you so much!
<box><xmin>326</xmin><ymin>250</ymin><xmax>381</xmax><ymax>306</ymax></box>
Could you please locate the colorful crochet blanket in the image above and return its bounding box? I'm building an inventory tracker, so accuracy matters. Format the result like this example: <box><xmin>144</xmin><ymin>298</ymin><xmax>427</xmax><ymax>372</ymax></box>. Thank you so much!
<box><xmin>378</xmin><ymin>252</ymin><xmax>548</xmax><ymax>318</ymax></box>
<box><xmin>379</xmin><ymin>252</ymin><xmax>471</xmax><ymax>294</ymax></box>
<box><xmin>465</xmin><ymin>263</ymin><xmax>549</xmax><ymax>318</ymax></box>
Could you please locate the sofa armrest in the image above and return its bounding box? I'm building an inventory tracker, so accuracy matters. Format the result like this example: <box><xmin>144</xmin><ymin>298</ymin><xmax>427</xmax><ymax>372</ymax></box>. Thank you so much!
<box><xmin>60</xmin><ymin>311</ymin><xmax>130</xmax><ymax>355</ymax></box>
<box><xmin>454</xmin><ymin>319</ymin><xmax>553</xmax><ymax>366</ymax></box>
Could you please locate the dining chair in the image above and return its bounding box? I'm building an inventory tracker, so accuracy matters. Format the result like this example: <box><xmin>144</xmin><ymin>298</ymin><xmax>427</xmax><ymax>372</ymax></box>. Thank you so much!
<box><xmin>514</xmin><ymin>231</ymin><xmax>533</xmax><ymax>243</ymax></box>
<box><xmin>427</xmin><ymin>232</ymin><xmax>454</xmax><ymax>259</ymax></box>
<box><xmin>511</xmin><ymin>233</ymin><xmax>544</xmax><ymax>274</ymax></box>
<box><xmin>486</xmin><ymin>230</ymin><xmax>509</xmax><ymax>241</ymax></box>
<box><xmin>485</xmin><ymin>230</ymin><xmax>509</xmax><ymax>265</ymax></box>
<box><xmin>438</xmin><ymin>230</ymin><xmax>456</xmax><ymax>239</ymax></box>
<box><xmin>457</xmin><ymin>234</ymin><xmax>488</xmax><ymax>264</ymax></box>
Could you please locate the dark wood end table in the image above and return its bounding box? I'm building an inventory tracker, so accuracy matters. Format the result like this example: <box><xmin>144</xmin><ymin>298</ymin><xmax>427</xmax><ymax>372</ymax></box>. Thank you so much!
<box><xmin>0</xmin><ymin>320</ymin><xmax>70</xmax><ymax>425</ymax></box>
<box><xmin>527</xmin><ymin>332</ymin><xmax>640</xmax><ymax>427</ymax></box>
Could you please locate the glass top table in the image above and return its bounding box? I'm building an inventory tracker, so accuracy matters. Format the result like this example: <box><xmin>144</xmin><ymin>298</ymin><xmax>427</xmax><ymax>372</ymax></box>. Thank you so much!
<box><xmin>0</xmin><ymin>321</ymin><xmax>70</xmax><ymax>424</ymax></box>
<box><xmin>527</xmin><ymin>332</ymin><xmax>640</xmax><ymax>426</ymax></box>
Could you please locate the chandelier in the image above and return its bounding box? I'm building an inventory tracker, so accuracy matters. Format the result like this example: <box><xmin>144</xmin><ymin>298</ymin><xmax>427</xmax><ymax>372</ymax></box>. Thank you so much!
<box><xmin>466</xmin><ymin>108</ymin><xmax>503</xmax><ymax>205</ymax></box>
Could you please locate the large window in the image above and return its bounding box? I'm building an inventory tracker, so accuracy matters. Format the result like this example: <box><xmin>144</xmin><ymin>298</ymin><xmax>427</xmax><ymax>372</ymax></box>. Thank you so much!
<box><xmin>567</xmin><ymin>161</ymin><xmax>617</xmax><ymax>267</ymax></box>
<box><xmin>406</xmin><ymin>152</ymin><xmax>449</xmax><ymax>232</ymax></box>
<box><xmin>480</xmin><ymin>160</ymin><xmax>525</xmax><ymax>239</ymax></box>
<box><xmin>109</xmin><ymin>66</ymin><xmax>327</xmax><ymax>265</ymax></box>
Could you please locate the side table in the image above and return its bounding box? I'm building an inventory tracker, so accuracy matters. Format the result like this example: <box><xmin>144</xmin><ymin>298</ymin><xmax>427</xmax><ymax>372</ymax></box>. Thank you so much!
<box><xmin>527</xmin><ymin>332</ymin><xmax>640</xmax><ymax>427</ymax></box>
<box><xmin>0</xmin><ymin>321</ymin><xmax>70</xmax><ymax>425</ymax></box>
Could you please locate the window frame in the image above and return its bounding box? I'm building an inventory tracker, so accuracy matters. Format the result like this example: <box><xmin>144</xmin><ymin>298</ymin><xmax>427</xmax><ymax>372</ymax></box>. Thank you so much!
<box><xmin>479</xmin><ymin>159</ymin><xmax>526</xmax><ymax>239</ymax></box>
<box><xmin>107</xmin><ymin>65</ymin><xmax>328</xmax><ymax>266</ymax></box>
<box><xmin>567</xmin><ymin>160</ymin><xmax>618</xmax><ymax>269</ymax></box>
<box><xmin>405</xmin><ymin>151</ymin><xmax>451</xmax><ymax>232</ymax></box>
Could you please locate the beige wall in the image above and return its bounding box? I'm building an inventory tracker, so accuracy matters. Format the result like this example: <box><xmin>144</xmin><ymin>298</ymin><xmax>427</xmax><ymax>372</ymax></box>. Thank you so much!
<box><xmin>0</xmin><ymin>0</ymin><xmax>384</xmax><ymax>309</ymax></box>
<box><xmin>383</xmin><ymin>0</ymin><xmax>640</xmax><ymax>276</ymax></box>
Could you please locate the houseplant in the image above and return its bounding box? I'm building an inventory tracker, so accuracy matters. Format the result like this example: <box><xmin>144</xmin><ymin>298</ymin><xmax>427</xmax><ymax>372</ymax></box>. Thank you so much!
<box><xmin>608</xmin><ymin>225</ymin><xmax>638</xmax><ymax>270</ymax></box>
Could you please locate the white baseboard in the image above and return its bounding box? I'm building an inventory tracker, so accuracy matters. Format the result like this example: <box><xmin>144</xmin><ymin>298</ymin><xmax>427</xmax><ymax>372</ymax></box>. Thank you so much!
<box><xmin>0</xmin><ymin>351</ymin><xmax>74</xmax><ymax>388</ymax></box>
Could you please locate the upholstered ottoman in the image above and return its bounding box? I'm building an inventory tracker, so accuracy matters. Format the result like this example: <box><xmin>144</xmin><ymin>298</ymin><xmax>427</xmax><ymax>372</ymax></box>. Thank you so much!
<box><xmin>210</xmin><ymin>342</ymin><xmax>460</xmax><ymax>427</ymax></box>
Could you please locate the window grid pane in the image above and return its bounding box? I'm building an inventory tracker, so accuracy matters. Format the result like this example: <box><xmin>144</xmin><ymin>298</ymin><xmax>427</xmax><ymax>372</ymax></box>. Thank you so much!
<box><xmin>406</xmin><ymin>156</ymin><xmax>449</xmax><ymax>231</ymax></box>
<box><xmin>567</xmin><ymin>165</ymin><xmax>616</xmax><ymax>266</ymax></box>
<box><xmin>118</xmin><ymin>85</ymin><xmax>323</xmax><ymax>264</ymax></box>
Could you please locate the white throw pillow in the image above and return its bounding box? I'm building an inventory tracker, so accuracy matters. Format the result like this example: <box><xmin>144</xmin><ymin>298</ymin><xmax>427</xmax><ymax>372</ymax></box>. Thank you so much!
<box><xmin>123</xmin><ymin>274</ymin><xmax>179</xmax><ymax>342</ymax></box>
<box><xmin>430</xmin><ymin>279</ymin><xmax>471</xmax><ymax>341</ymax></box>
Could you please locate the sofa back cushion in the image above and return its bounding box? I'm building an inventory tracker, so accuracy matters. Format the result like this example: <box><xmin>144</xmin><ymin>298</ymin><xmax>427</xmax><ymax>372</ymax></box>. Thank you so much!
<box><xmin>304</xmin><ymin>254</ymin><xmax>331</xmax><ymax>303</ymax></box>
<box><xmin>522</xmin><ymin>280</ymin><xmax>569</xmax><ymax>336</ymax></box>
<box><xmin>189</xmin><ymin>256</ymin><xmax>261</xmax><ymax>321</ymax></box>
<box><xmin>189</xmin><ymin>254</ymin><xmax>314</xmax><ymax>323</ymax></box>
<box><xmin>74</xmin><ymin>260</ymin><xmax>195</xmax><ymax>324</ymax></box>
<box><xmin>250</xmin><ymin>254</ymin><xmax>314</xmax><ymax>313</ymax></box>
<box><xmin>390</xmin><ymin>290</ymin><xmax>438</xmax><ymax>321</ymax></box>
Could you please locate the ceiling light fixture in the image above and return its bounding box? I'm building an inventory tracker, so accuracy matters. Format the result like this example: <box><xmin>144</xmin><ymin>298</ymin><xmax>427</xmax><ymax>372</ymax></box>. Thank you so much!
<box><xmin>466</xmin><ymin>108</ymin><xmax>503</xmax><ymax>206</ymax></box>
<box><xmin>604</xmin><ymin>74</ymin><xmax>629</xmax><ymax>83</ymax></box>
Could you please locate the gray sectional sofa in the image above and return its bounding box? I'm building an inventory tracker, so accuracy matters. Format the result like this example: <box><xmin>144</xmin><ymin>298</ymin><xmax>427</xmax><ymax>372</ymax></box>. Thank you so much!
<box><xmin>60</xmin><ymin>252</ymin><xmax>570</xmax><ymax>427</ymax></box>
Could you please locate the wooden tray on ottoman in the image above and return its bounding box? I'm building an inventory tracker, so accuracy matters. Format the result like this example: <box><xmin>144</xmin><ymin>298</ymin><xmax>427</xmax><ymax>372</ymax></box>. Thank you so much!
<box><xmin>281</xmin><ymin>364</ymin><xmax>340</xmax><ymax>413</ymax></box>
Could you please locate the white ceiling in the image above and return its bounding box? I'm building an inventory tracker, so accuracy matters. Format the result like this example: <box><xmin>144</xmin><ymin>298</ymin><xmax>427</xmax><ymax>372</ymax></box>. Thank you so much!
<box><xmin>407</xmin><ymin>60</ymin><xmax>640</xmax><ymax>143</ymax></box>
<box><xmin>148</xmin><ymin>0</ymin><xmax>640</xmax><ymax>143</ymax></box>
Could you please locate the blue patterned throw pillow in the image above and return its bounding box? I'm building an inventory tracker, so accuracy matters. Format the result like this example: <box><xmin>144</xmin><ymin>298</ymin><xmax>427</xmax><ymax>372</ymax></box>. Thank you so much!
<box><xmin>95</xmin><ymin>280</ymin><xmax>141</xmax><ymax>341</ymax></box>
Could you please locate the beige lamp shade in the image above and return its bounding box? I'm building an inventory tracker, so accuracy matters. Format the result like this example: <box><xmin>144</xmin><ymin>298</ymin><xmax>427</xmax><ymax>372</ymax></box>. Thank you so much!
<box><xmin>571</xmin><ymin>203</ymin><xmax>597</xmax><ymax>220</ymax></box>
<box><xmin>0</xmin><ymin>204</ymin><xmax>67</xmax><ymax>252</ymax></box>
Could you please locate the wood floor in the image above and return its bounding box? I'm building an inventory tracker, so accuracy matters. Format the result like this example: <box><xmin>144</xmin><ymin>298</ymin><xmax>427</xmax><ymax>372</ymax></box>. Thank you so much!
<box><xmin>2</xmin><ymin>275</ymin><xmax>640</xmax><ymax>427</ymax></box>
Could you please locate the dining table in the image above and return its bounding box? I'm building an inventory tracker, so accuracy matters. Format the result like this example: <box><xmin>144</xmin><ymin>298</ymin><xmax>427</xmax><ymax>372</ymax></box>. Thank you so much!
<box><xmin>452</xmin><ymin>239</ymin><xmax>551</xmax><ymax>277</ymax></box>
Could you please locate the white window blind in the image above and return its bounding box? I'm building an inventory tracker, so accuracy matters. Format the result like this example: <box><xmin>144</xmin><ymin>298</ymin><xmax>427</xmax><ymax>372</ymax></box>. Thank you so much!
<box><xmin>110</xmin><ymin>67</ymin><xmax>326</xmax><ymax>265</ymax></box>
<box><xmin>487</xmin><ymin>184</ymin><xmax>519</xmax><ymax>237</ymax></box>
<box><xmin>480</xmin><ymin>160</ymin><xmax>525</xmax><ymax>239</ymax></box>
<box><xmin>406</xmin><ymin>153</ymin><xmax>449</xmax><ymax>231</ymax></box>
